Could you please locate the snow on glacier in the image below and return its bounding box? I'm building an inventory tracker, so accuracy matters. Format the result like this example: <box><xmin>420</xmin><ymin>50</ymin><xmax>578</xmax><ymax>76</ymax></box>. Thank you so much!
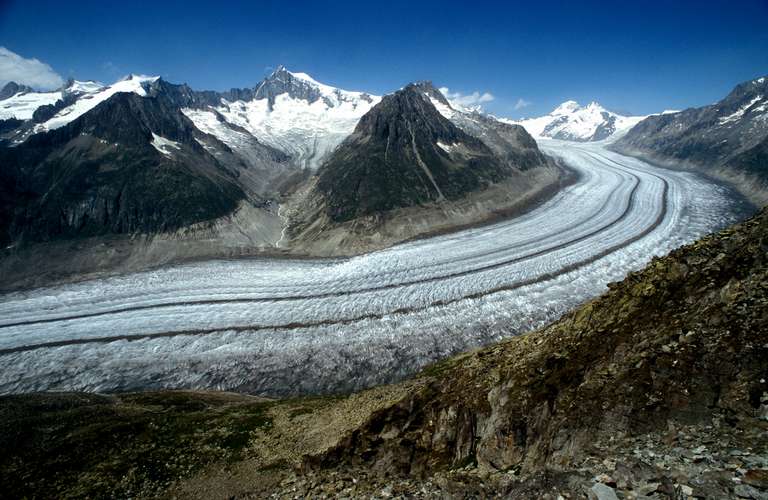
<box><xmin>0</xmin><ymin>89</ymin><xmax>62</xmax><ymax>120</ymax></box>
<box><xmin>0</xmin><ymin>79</ymin><xmax>105</xmax><ymax>122</ymax></box>
<box><xmin>0</xmin><ymin>142</ymin><xmax>749</xmax><ymax>396</ymax></box>
<box><xmin>184</xmin><ymin>70</ymin><xmax>381</xmax><ymax>170</ymax></box>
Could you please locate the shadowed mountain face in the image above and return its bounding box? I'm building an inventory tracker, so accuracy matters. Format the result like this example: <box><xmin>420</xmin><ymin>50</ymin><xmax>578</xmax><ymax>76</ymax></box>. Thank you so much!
<box><xmin>0</xmin><ymin>82</ymin><xmax>34</xmax><ymax>100</ymax></box>
<box><xmin>0</xmin><ymin>91</ymin><xmax>247</xmax><ymax>245</ymax></box>
<box><xmin>315</xmin><ymin>83</ymin><xmax>518</xmax><ymax>222</ymax></box>
<box><xmin>612</xmin><ymin>75</ymin><xmax>768</xmax><ymax>202</ymax></box>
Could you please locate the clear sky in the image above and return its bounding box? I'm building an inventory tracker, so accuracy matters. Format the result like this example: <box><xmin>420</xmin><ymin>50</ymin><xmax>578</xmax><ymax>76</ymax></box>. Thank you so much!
<box><xmin>1</xmin><ymin>0</ymin><xmax>766</xmax><ymax>118</ymax></box>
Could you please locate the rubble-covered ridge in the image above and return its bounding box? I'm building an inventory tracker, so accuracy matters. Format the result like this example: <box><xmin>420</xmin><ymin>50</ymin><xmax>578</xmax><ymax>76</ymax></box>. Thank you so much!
<box><xmin>292</xmin><ymin>206</ymin><xmax>768</xmax><ymax>498</ymax></box>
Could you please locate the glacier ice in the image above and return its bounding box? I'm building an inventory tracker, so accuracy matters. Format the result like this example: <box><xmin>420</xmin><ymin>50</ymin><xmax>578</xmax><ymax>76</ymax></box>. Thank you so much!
<box><xmin>0</xmin><ymin>141</ymin><xmax>749</xmax><ymax>396</ymax></box>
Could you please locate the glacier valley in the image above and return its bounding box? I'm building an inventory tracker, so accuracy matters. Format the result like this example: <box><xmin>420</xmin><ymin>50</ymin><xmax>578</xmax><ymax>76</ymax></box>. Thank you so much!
<box><xmin>0</xmin><ymin>141</ymin><xmax>750</xmax><ymax>396</ymax></box>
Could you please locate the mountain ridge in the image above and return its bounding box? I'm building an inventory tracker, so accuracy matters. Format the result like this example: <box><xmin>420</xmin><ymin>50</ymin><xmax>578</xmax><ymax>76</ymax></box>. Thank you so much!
<box><xmin>612</xmin><ymin>75</ymin><xmax>768</xmax><ymax>206</ymax></box>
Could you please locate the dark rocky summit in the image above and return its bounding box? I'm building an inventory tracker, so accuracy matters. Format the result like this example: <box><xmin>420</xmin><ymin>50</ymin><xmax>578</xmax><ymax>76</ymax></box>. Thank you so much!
<box><xmin>612</xmin><ymin>75</ymin><xmax>768</xmax><ymax>205</ymax></box>
<box><xmin>2</xmin><ymin>207</ymin><xmax>766</xmax><ymax>499</ymax></box>
<box><xmin>0</xmin><ymin>89</ymin><xmax>248</xmax><ymax>245</ymax></box>
<box><xmin>0</xmin><ymin>81</ymin><xmax>34</xmax><ymax>100</ymax></box>
<box><xmin>315</xmin><ymin>82</ymin><xmax>532</xmax><ymax>222</ymax></box>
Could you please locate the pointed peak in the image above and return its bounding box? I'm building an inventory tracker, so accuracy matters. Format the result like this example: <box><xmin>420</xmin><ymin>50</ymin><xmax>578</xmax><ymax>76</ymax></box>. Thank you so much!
<box><xmin>404</xmin><ymin>81</ymin><xmax>450</xmax><ymax>106</ymax></box>
<box><xmin>408</xmin><ymin>80</ymin><xmax>438</xmax><ymax>91</ymax></box>
<box><xmin>64</xmin><ymin>79</ymin><xmax>104</xmax><ymax>94</ymax></box>
<box><xmin>268</xmin><ymin>64</ymin><xmax>290</xmax><ymax>78</ymax></box>
<box><xmin>118</xmin><ymin>74</ymin><xmax>160</xmax><ymax>83</ymax></box>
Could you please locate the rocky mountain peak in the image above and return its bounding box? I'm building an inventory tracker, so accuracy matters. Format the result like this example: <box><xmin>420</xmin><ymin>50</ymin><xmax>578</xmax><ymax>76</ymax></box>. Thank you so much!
<box><xmin>313</xmin><ymin>82</ymin><xmax>513</xmax><ymax>222</ymax></box>
<box><xmin>353</xmin><ymin>82</ymin><xmax>462</xmax><ymax>143</ymax></box>
<box><xmin>0</xmin><ymin>81</ymin><xmax>34</xmax><ymax>100</ymax></box>
<box><xmin>253</xmin><ymin>65</ymin><xmax>326</xmax><ymax>107</ymax></box>
<box><xmin>409</xmin><ymin>81</ymin><xmax>451</xmax><ymax>106</ymax></box>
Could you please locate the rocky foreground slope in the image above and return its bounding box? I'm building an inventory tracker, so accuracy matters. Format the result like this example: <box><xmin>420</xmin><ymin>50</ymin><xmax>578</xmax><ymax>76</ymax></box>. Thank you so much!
<box><xmin>2</xmin><ymin>206</ymin><xmax>766</xmax><ymax>498</ymax></box>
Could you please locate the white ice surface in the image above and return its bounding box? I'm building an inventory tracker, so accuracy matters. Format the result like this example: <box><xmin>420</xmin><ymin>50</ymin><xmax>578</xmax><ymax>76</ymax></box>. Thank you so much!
<box><xmin>0</xmin><ymin>142</ymin><xmax>748</xmax><ymax>396</ymax></box>
<box><xmin>0</xmin><ymin>90</ymin><xmax>62</xmax><ymax>120</ymax></box>
<box><xmin>187</xmin><ymin>74</ymin><xmax>380</xmax><ymax>170</ymax></box>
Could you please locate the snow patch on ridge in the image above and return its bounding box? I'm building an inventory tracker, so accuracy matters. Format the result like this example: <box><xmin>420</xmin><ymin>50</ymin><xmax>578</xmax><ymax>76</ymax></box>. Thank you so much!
<box><xmin>719</xmin><ymin>95</ymin><xmax>763</xmax><ymax>124</ymax></box>
<box><xmin>429</xmin><ymin>96</ymin><xmax>456</xmax><ymax>120</ymax></box>
<box><xmin>151</xmin><ymin>133</ymin><xmax>181</xmax><ymax>156</ymax></box>
<box><xmin>437</xmin><ymin>140</ymin><xmax>460</xmax><ymax>153</ymax></box>
<box><xmin>34</xmin><ymin>75</ymin><xmax>159</xmax><ymax>132</ymax></box>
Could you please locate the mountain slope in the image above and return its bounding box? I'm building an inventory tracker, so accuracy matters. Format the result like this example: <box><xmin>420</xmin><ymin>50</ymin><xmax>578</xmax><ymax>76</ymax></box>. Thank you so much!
<box><xmin>315</xmin><ymin>82</ymin><xmax>514</xmax><ymax>222</ymax></box>
<box><xmin>0</xmin><ymin>89</ymin><xmax>248</xmax><ymax>245</ymax></box>
<box><xmin>424</xmin><ymin>85</ymin><xmax>548</xmax><ymax>170</ymax></box>
<box><xmin>280</xmin><ymin>82</ymin><xmax>565</xmax><ymax>255</ymax></box>
<box><xmin>513</xmin><ymin>100</ymin><xmax>646</xmax><ymax>142</ymax></box>
<box><xmin>612</xmin><ymin>75</ymin><xmax>768</xmax><ymax>205</ymax></box>
<box><xmin>2</xmin><ymin>207</ymin><xmax>765</xmax><ymax>499</ymax></box>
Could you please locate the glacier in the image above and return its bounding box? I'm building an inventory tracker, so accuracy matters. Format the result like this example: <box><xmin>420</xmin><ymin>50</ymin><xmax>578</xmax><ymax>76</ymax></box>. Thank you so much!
<box><xmin>183</xmin><ymin>69</ymin><xmax>381</xmax><ymax>170</ymax></box>
<box><xmin>0</xmin><ymin>141</ymin><xmax>750</xmax><ymax>396</ymax></box>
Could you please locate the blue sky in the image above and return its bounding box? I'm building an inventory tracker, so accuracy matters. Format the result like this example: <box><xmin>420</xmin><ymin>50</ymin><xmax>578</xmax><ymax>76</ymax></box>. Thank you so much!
<box><xmin>1</xmin><ymin>0</ymin><xmax>766</xmax><ymax>118</ymax></box>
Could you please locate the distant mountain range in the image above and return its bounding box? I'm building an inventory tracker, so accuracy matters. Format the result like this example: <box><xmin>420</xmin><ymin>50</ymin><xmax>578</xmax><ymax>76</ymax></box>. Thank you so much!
<box><xmin>0</xmin><ymin>67</ymin><xmax>557</xmax><ymax>251</ymax></box>
<box><xmin>509</xmin><ymin>100</ymin><xmax>647</xmax><ymax>142</ymax></box>
<box><xmin>1</xmin><ymin>68</ymin><xmax>765</xmax><ymax>255</ymax></box>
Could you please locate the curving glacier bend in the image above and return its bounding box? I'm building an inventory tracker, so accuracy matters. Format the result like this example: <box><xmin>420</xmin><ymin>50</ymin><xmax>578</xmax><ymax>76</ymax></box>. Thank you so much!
<box><xmin>0</xmin><ymin>141</ymin><xmax>750</xmax><ymax>396</ymax></box>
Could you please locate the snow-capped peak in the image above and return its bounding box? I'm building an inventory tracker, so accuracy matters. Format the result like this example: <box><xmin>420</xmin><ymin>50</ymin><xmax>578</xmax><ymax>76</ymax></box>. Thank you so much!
<box><xmin>184</xmin><ymin>67</ymin><xmax>381</xmax><ymax>169</ymax></box>
<box><xmin>64</xmin><ymin>79</ymin><xmax>105</xmax><ymax>95</ymax></box>
<box><xmin>510</xmin><ymin>100</ymin><xmax>645</xmax><ymax>142</ymax></box>
<box><xmin>119</xmin><ymin>74</ymin><xmax>161</xmax><ymax>83</ymax></box>
<box><xmin>253</xmin><ymin>65</ymin><xmax>374</xmax><ymax>110</ymax></box>
<box><xmin>552</xmin><ymin>100</ymin><xmax>582</xmax><ymax>115</ymax></box>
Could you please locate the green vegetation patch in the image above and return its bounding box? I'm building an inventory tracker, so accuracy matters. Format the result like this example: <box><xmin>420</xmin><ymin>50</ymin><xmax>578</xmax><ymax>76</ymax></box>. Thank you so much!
<box><xmin>0</xmin><ymin>391</ymin><xmax>273</xmax><ymax>499</ymax></box>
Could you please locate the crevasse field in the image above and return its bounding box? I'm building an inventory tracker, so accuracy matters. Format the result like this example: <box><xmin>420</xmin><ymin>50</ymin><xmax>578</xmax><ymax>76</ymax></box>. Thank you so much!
<box><xmin>0</xmin><ymin>141</ymin><xmax>748</xmax><ymax>396</ymax></box>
